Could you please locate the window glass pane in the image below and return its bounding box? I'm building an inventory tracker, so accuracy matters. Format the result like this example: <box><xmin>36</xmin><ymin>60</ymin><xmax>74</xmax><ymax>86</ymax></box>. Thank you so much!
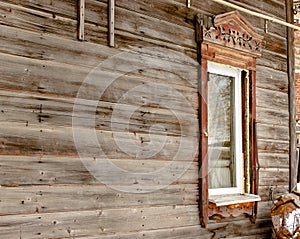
<box><xmin>208</xmin><ymin>73</ymin><xmax>236</xmax><ymax>189</ymax></box>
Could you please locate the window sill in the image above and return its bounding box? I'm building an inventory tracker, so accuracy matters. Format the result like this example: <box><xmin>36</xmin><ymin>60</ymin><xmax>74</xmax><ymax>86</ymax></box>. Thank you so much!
<box><xmin>209</xmin><ymin>193</ymin><xmax>261</xmax><ymax>207</ymax></box>
<box><xmin>208</xmin><ymin>194</ymin><xmax>261</xmax><ymax>221</ymax></box>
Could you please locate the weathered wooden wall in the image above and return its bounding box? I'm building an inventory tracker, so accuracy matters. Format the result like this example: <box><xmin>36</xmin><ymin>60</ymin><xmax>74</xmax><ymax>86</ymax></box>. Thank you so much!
<box><xmin>0</xmin><ymin>0</ymin><xmax>290</xmax><ymax>238</ymax></box>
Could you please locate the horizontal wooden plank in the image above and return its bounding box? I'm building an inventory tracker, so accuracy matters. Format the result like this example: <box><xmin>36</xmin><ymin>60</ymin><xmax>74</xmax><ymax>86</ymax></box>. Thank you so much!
<box><xmin>1</xmin><ymin>0</ymin><xmax>287</xmax><ymax>57</ymax></box>
<box><xmin>3</xmin><ymin>0</ymin><xmax>77</xmax><ymax>20</ymax></box>
<box><xmin>115</xmin><ymin>0</ymin><xmax>195</xmax><ymax>29</ymax></box>
<box><xmin>257</xmin><ymin>139</ymin><xmax>289</xmax><ymax>154</ymax></box>
<box><xmin>0</xmin><ymin>184</ymin><xmax>198</xmax><ymax>216</ymax></box>
<box><xmin>0</xmin><ymin>53</ymin><xmax>90</xmax><ymax>96</ymax></box>
<box><xmin>256</xmin><ymin>87</ymin><xmax>288</xmax><ymax>110</ymax></box>
<box><xmin>207</xmin><ymin>218</ymin><xmax>272</xmax><ymax>238</ymax></box>
<box><xmin>0</xmin><ymin>1</ymin><xmax>196</xmax><ymax>50</ymax></box>
<box><xmin>256</xmin><ymin>65</ymin><xmax>288</xmax><ymax>93</ymax></box>
<box><xmin>0</xmin><ymin>24</ymin><xmax>118</xmax><ymax>67</ymax></box>
<box><xmin>257</xmin><ymin>50</ymin><xmax>287</xmax><ymax>72</ymax></box>
<box><xmin>1</xmin><ymin>0</ymin><xmax>288</xmax><ymax>62</ymax></box>
<box><xmin>70</xmin><ymin>225</ymin><xmax>212</xmax><ymax>239</ymax></box>
<box><xmin>4</xmin><ymin>0</ymin><xmax>286</xmax><ymax>28</ymax></box>
<box><xmin>0</xmin><ymin>1</ymin><xmax>78</xmax><ymax>39</ymax></box>
<box><xmin>192</xmin><ymin>0</ymin><xmax>284</xmax><ymax>18</ymax></box>
<box><xmin>256</xmin><ymin>106</ymin><xmax>289</xmax><ymax>127</ymax></box>
<box><xmin>0</xmin><ymin>90</ymin><xmax>198</xmax><ymax>137</ymax></box>
<box><xmin>0</xmin><ymin>2</ymin><xmax>106</xmax><ymax>47</ymax></box>
<box><xmin>0</xmin><ymin>120</ymin><xmax>198</xmax><ymax>159</ymax></box>
<box><xmin>256</xmin><ymin>123</ymin><xmax>289</xmax><ymax>141</ymax></box>
<box><xmin>263</xmin><ymin>33</ymin><xmax>287</xmax><ymax>56</ymax></box>
<box><xmin>4</xmin><ymin>0</ymin><xmax>194</xmax><ymax>30</ymax></box>
<box><xmin>0</xmin><ymin>25</ymin><xmax>193</xmax><ymax>73</ymax></box>
<box><xmin>0</xmin><ymin>2</ymin><xmax>197</xmax><ymax>58</ymax></box>
<box><xmin>226</xmin><ymin>0</ymin><xmax>286</xmax><ymax>19</ymax></box>
<box><xmin>0</xmin><ymin>0</ymin><xmax>195</xmax><ymax>59</ymax></box>
<box><xmin>257</xmin><ymin>153</ymin><xmax>289</xmax><ymax>168</ymax></box>
<box><xmin>4</xmin><ymin>37</ymin><xmax>197</xmax><ymax>74</ymax></box>
<box><xmin>0</xmin><ymin>205</ymin><xmax>200</xmax><ymax>239</ymax></box>
<box><xmin>264</xmin><ymin>20</ymin><xmax>286</xmax><ymax>39</ymax></box>
<box><xmin>111</xmin><ymin>29</ymin><xmax>198</xmax><ymax>60</ymax></box>
<box><xmin>259</xmin><ymin>167</ymin><xmax>289</xmax><ymax>186</ymax></box>
<box><xmin>115</xmin><ymin>4</ymin><xmax>195</xmax><ymax>49</ymax></box>
<box><xmin>115</xmin><ymin>31</ymin><xmax>285</xmax><ymax>68</ymax></box>
<box><xmin>0</xmin><ymin>24</ymin><xmax>286</xmax><ymax>88</ymax></box>
<box><xmin>115</xmin><ymin>0</ymin><xmax>286</xmax><ymax>39</ymax></box>
<box><xmin>0</xmin><ymin>156</ymin><xmax>199</xmax><ymax>186</ymax></box>
<box><xmin>0</xmin><ymin>51</ymin><xmax>198</xmax><ymax>109</ymax></box>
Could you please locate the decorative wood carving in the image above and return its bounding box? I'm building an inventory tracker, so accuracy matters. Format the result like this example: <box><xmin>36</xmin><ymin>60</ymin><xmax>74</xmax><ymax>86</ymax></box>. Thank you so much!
<box><xmin>201</xmin><ymin>11</ymin><xmax>264</xmax><ymax>57</ymax></box>
<box><xmin>208</xmin><ymin>201</ymin><xmax>255</xmax><ymax>220</ymax></box>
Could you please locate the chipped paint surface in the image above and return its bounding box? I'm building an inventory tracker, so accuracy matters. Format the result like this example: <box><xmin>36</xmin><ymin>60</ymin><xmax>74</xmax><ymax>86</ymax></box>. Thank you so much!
<box><xmin>272</xmin><ymin>209</ymin><xmax>300</xmax><ymax>237</ymax></box>
<box><xmin>271</xmin><ymin>193</ymin><xmax>300</xmax><ymax>238</ymax></box>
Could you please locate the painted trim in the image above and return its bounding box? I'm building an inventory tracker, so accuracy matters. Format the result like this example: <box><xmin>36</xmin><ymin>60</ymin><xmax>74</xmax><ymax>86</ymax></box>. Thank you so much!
<box><xmin>207</xmin><ymin>62</ymin><xmax>243</xmax><ymax>196</ymax></box>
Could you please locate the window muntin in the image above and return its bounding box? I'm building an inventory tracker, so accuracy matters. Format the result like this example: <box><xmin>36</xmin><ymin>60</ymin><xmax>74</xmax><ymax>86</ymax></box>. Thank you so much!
<box><xmin>207</xmin><ymin>62</ymin><xmax>243</xmax><ymax>196</ymax></box>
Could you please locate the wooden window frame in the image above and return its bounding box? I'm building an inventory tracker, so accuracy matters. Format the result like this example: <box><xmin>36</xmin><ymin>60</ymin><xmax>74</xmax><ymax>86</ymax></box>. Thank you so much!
<box><xmin>195</xmin><ymin>11</ymin><xmax>263</xmax><ymax>227</ymax></box>
<box><xmin>207</xmin><ymin>62</ymin><xmax>244</xmax><ymax>196</ymax></box>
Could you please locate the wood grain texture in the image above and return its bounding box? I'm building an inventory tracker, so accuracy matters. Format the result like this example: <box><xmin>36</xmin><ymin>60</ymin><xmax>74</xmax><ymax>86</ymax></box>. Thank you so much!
<box><xmin>0</xmin><ymin>51</ymin><xmax>198</xmax><ymax>103</ymax></box>
<box><xmin>0</xmin><ymin>0</ymin><xmax>287</xmax><ymax>54</ymax></box>
<box><xmin>0</xmin><ymin>25</ymin><xmax>117</xmax><ymax>66</ymax></box>
<box><xmin>0</xmin><ymin>156</ymin><xmax>199</xmax><ymax>186</ymax></box>
<box><xmin>0</xmin><ymin>90</ymin><xmax>198</xmax><ymax>137</ymax></box>
<box><xmin>68</xmin><ymin>225</ymin><xmax>212</xmax><ymax>239</ymax></box>
<box><xmin>256</xmin><ymin>87</ymin><xmax>289</xmax><ymax>110</ymax></box>
<box><xmin>258</xmin><ymin>185</ymin><xmax>289</xmax><ymax>201</ymax></box>
<box><xmin>256</xmin><ymin>65</ymin><xmax>288</xmax><ymax>93</ymax></box>
<box><xmin>207</xmin><ymin>218</ymin><xmax>272</xmax><ymax>238</ymax></box>
<box><xmin>0</xmin><ymin>184</ymin><xmax>199</xmax><ymax>215</ymax></box>
<box><xmin>256</xmin><ymin>123</ymin><xmax>289</xmax><ymax>141</ymax></box>
<box><xmin>286</xmin><ymin>0</ymin><xmax>297</xmax><ymax>192</ymax></box>
<box><xmin>226</xmin><ymin>0</ymin><xmax>286</xmax><ymax>19</ymax></box>
<box><xmin>0</xmin><ymin>1</ymin><xmax>196</xmax><ymax>50</ymax></box>
<box><xmin>258</xmin><ymin>49</ymin><xmax>287</xmax><ymax>71</ymax></box>
<box><xmin>0</xmin><ymin>205</ymin><xmax>200</xmax><ymax>239</ymax></box>
<box><xmin>0</xmin><ymin>0</ymin><xmax>291</xmax><ymax>237</ymax></box>
<box><xmin>257</xmin><ymin>139</ymin><xmax>289</xmax><ymax>154</ymax></box>
<box><xmin>259</xmin><ymin>167</ymin><xmax>289</xmax><ymax>186</ymax></box>
<box><xmin>257</xmin><ymin>153</ymin><xmax>289</xmax><ymax>168</ymax></box>
<box><xmin>256</xmin><ymin>106</ymin><xmax>289</xmax><ymax>126</ymax></box>
<box><xmin>0</xmin><ymin>122</ymin><xmax>198</xmax><ymax>159</ymax></box>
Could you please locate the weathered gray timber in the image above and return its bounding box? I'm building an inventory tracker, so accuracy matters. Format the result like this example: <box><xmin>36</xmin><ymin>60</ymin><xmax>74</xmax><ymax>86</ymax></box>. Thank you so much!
<box><xmin>0</xmin><ymin>0</ymin><xmax>292</xmax><ymax>238</ymax></box>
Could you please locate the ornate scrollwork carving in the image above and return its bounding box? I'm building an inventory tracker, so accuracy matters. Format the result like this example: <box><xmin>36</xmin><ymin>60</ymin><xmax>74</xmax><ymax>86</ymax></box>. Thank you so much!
<box><xmin>201</xmin><ymin>11</ymin><xmax>263</xmax><ymax>56</ymax></box>
<box><xmin>203</xmin><ymin>25</ymin><xmax>262</xmax><ymax>52</ymax></box>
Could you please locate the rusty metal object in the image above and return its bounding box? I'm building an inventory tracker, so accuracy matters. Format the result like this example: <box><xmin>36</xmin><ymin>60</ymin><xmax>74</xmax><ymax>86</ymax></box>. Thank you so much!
<box><xmin>271</xmin><ymin>192</ymin><xmax>300</xmax><ymax>238</ymax></box>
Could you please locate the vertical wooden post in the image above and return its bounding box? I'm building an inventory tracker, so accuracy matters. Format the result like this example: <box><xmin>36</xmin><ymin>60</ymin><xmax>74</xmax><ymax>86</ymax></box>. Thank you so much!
<box><xmin>286</xmin><ymin>0</ymin><xmax>297</xmax><ymax>191</ymax></box>
<box><xmin>199</xmin><ymin>55</ymin><xmax>209</xmax><ymax>228</ymax></box>
<box><xmin>108</xmin><ymin>0</ymin><xmax>115</xmax><ymax>47</ymax></box>
<box><xmin>78</xmin><ymin>0</ymin><xmax>85</xmax><ymax>41</ymax></box>
<box><xmin>195</xmin><ymin>15</ymin><xmax>208</xmax><ymax>227</ymax></box>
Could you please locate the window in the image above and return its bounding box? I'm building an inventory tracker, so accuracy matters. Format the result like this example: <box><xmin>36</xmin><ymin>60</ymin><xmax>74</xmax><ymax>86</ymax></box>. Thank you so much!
<box><xmin>207</xmin><ymin>62</ymin><xmax>243</xmax><ymax>196</ymax></box>
<box><xmin>195</xmin><ymin>11</ymin><xmax>263</xmax><ymax>227</ymax></box>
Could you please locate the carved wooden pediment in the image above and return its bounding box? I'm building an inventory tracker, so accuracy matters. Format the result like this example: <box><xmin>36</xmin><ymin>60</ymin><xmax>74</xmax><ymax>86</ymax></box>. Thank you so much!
<box><xmin>202</xmin><ymin>11</ymin><xmax>264</xmax><ymax>56</ymax></box>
